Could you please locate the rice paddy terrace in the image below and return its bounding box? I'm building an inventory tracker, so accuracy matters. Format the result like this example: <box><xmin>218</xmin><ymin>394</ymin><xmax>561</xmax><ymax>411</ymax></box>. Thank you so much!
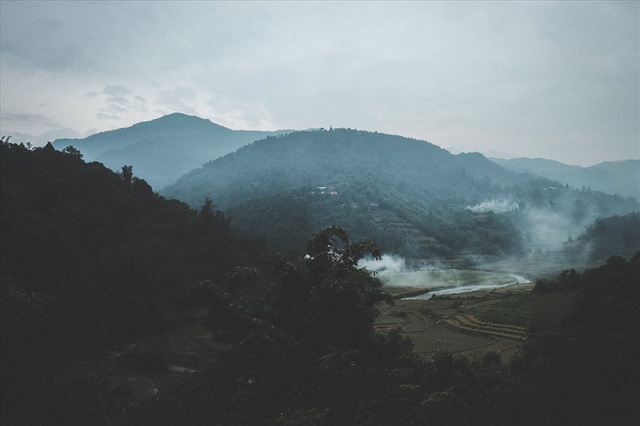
<box><xmin>374</xmin><ymin>267</ymin><xmax>539</xmax><ymax>360</ymax></box>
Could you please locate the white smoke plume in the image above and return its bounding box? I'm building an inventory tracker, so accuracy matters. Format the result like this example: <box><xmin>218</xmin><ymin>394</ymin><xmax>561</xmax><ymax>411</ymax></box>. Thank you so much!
<box><xmin>467</xmin><ymin>199</ymin><xmax>519</xmax><ymax>213</ymax></box>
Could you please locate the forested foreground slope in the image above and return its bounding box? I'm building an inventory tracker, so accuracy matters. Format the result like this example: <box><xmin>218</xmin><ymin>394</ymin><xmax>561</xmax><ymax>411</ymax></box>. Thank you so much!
<box><xmin>1</xmin><ymin>140</ymin><xmax>252</xmax><ymax>423</ymax></box>
<box><xmin>1</xmin><ymin>141</ymin><xmax>254</xmax><ymax>349</ymax></box>
<box><xmin>1</xmin><ymin>140</ymin><xmax>638</xmax><ymax>425</ymax></box>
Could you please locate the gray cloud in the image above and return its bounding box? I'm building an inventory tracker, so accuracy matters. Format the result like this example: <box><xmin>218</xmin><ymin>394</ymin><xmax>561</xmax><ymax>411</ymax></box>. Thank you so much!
<box><xmin>1</xmin><ymin>113</ymin><xmax>57</xmax><ymax>128</ymax></box>
<box><xmin>155</xmin><ymin>87</ymin><xmax>198</xmax><ymax>115</ymax></box>
<box><xmin>106</xmin><ymin>97</ymin><xmax>129</xmax><ymax>106</ymax></box>
<box><xmin>1</xmin><ymin>1</ymin><xmax>637</xmax><ymax>165</ymax></box>
<box><xmin>103</xmin><ymin>86</ymin><xmax>132</xmax><ymax>97</ymax></box>
<box><xmin>97</xmin><ymin>112</ymin><xmax>120</xmax><ymax>121</ymax></box>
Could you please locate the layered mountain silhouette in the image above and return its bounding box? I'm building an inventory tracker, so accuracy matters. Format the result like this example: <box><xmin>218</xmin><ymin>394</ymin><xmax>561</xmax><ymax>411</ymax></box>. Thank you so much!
<box><xmin>160</xmin><ymin>128</ymin><xmax>638</xmax><ymax>257</ymax></box>
<box><xmin>52</xmin><ymin>113</ymin><xmax>290</xmax><ymax>189</ymax></box>
<box><xmin>491</xmin><ymin>157</ymin><xmax>640</xmax><ymax>199</ymax></box>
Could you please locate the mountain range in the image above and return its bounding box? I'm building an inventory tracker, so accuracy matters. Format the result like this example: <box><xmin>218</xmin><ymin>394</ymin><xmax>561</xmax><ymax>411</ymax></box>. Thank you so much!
<box><xmin>491</xmin><ymin>157</ymin><xmax>640</xmax><ymax>199</ymax></box>
<box><xmin>48</xmin><ymin>114</ymin><xmax>638</xmax><ymax>258</ymax></box>
<box><xmin>161</xmin><ymin>128</ymin><xmax>638</xmax><ymax>258</ymax></box>
<box><xmin>51</xmin><ymin>113</ymin><xmax>638</xmax><ymax>201</ymax></box>
<box><xmin>52</xmin><ymin>113</ymin><xmax>290</xmax><ymax>189</ymax></box>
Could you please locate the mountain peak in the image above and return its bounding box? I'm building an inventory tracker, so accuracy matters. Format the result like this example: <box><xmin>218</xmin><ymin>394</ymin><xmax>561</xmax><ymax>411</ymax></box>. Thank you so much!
<box><xmin>51</xmin><ymin>113</ymin><xmax>289</xmax><ymax>190</ymax></box>
<box><xmin>151</xmin><ymin>112</ymin><xmax>230</xmax><ymax>131</ymax></box>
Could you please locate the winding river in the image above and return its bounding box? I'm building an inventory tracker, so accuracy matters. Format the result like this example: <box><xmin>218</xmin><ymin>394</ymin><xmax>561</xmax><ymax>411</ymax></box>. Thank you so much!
<box><xmin>402</xmin><ymin>274</ymin><xmax>531</xmax><ymax>300</ymax></box>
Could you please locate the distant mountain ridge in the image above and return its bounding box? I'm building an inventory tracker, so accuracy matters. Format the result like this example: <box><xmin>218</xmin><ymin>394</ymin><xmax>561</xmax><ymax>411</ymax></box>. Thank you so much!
<box><xmin>160</xmin><ymin>128</ymin><xmax>638</xmax><ymax>258</ymax></box>
<box><xmin>52</xmin><ymin>113</ymin><xmax>291</xmax><ymax>189</ymax></box>
<box><xmin>491</xmin><ymin>157</ymin><xmax>640</xmax><ymax>199</ymax></box>
<box><xmin>162</xmin><ymin>128</ymin><xmax>527</xmax><ymax>210</ymax></box>
<box><xmin>161</xmin><ymin>129</ymin><xmax>536</xmax><ymax>256</ymax></box>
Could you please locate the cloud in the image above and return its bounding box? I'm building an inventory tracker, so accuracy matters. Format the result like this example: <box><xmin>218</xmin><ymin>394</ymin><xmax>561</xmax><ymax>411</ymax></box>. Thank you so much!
<box><xmin>106</xmin><ymin>96</ymin><xmax>129</xmax><ymax>106</ymax></box>
<box><xmin>206</xmin><ymin>96</ymin><xmax>275</xmax><ymax>130</ymax></box>
<box><xmin>97</xmin><ymin>112</ymin><xmax>119</xmax><ymax>120</ymax></box>
<box><xmin>1</xmin><ymin>2</ymin><xmax>637</xmax><ymax>165</ymax></box>
<box><xmin>103</xmin><ymin>85</ymin><xmax>132</xmax><ymax>97</ymax></box>
<box><xmin>155</xmin><ymin>87</ymin><xmax>198</xmax><ymax>115</ymax></box>
<box><xmin>95</xmin><ymin>87</ymin><xmax>149</xmax><ymax>118</ymax></box>
<box><xmin>0</xmin><ymin>113</ymin><xmax>58</xmax><ymax>128</ymax></box>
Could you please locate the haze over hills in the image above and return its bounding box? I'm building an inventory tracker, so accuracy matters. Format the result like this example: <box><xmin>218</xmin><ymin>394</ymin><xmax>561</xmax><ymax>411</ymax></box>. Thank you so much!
<box><xmin>52</xmin><ymin>113</ymin><xmax>291</xmax><ymax>189</ymax></box>
<box><xmin>491</xmin><ymin>157</ymin><xmax>640</xmax><ymax>199</ymax></box>
<box><xmin>162</xmin><ymin>128</ymin><xmax>638</xmax><ymax>259</ymax></box>
<box><xmin>163</xmin><ymin>128</ymin><xmax>527</xmax><ymax>209</ymax></box>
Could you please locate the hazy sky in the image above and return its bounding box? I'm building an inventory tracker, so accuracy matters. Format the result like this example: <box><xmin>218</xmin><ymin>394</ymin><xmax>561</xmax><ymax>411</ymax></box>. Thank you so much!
<box><xmin>1</xmin><ymin>1</ymin><xmax>638</xmax><ymax>165</ymax></box>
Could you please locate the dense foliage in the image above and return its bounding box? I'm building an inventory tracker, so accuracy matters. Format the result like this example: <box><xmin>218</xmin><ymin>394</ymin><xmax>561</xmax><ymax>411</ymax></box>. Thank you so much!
<box><xmin>1</xmin><ymin>141</ymin><xmax>247</xmax><ymax>423</ymax></box>
<box><xmin>130</xmin><ymin>241</ymin><xmax>640</xmax><ymax>425</ymax></box>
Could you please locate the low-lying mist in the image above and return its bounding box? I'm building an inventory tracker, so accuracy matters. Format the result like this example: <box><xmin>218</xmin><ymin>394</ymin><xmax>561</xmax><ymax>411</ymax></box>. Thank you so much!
<box><xmin>520</xmin><ymin>206</ymin><xmax>596</xmax><ymax>252</ymax></box>
<box><xmin>467</xmin><ymin>199</ymin><xmax>519</xmax><ymax>213</ymax></box>
<box><xmin>359</xmin><ymin>254</ymin><xmax>531</xmax><ymax>293</ymax></box>
<box><xmin>467</xmin><ymin>195</ymin><xmax>607</xmax><ymax>255</ymax></box>
<box><xmin>358</xmin><ymin>254</ymin><xmax>410</xmax><ymax>274</ymax></box>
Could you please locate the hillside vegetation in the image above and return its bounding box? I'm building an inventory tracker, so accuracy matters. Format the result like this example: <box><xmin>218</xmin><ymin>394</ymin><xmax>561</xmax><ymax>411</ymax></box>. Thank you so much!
<box><xmin>163</xmin><ymin>128</ymin><xmax>638</xmax><ymax>259</ymax></box>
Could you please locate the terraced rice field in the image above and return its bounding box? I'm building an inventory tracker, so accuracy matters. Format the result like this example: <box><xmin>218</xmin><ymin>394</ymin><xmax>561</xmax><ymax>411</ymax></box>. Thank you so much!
<box><xmin>444</xmin><ymin>314</ymin><xmax>526</xmax><ymax>340</ymax></box>
<box><xmin>376</xmin><ymin>280</ymin><xmax>534</xmax><ymax>360</ymax></box>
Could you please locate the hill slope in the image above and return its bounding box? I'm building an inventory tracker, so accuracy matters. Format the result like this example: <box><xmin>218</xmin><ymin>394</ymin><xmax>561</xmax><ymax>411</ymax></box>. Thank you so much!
<box><xmin>162</xmin><ymin>129</ymin><xmax>534</xmax><ymax>257</ymax></box>
<box><xmin>162</xmin><ymin>129</ymin><xmax>639</xmax><ymax>258</ymax></box>
<box><xmin>491</xmin><ymin>157</ymin><xmax>640</xmax><ymax>199</ymax></box>
<box><xmin>52</xmin><ymin>113</ymin><xmax>290</xmax><ymax>190</ymax></box>
<box><xmin>163</xmin><ymin>128</ymin><xmax>526</xmax><ymax>209</ymax></box>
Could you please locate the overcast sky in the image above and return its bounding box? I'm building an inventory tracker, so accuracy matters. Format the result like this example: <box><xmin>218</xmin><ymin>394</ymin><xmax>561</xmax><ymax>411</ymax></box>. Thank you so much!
<box><xmin>1</xmin><ymin>1</ymin><xmax>638</xmax><ymax>166</ymax></box>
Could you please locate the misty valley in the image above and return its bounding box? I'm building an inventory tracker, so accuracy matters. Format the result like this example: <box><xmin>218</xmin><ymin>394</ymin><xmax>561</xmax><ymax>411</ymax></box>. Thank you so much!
<box><xmin>1</xmin><ymin>118</ymin><xmax>639</xmax><ymax>425</ymax></box>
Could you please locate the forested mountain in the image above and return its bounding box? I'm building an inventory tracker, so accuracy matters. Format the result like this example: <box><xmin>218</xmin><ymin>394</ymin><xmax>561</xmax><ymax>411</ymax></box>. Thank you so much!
<box><xmin>163</xmin><ymin>129</ymin><xmax>638</xmax><ymax>258</ymax></box>
<box><xmin>491</xmin><ymin>157</ymin><xmax>640</xmax><ymax>199</ymax></box>
<box><xmin>164</xmin><ymin>128</ymin><xmax>526</xmax><ymax>208</ymax></box>
<box><xmin>52</xmin><ymin>113</ymin><xmax>291</xmax><ymax>189</ymax></box>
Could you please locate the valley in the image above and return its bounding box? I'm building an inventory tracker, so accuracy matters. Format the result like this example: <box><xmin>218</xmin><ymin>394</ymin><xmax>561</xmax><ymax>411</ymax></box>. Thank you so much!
<box><xmin>373</xmin><ymin>261</ymin><xmax>555</xmax><ymax>360</ymax></box>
